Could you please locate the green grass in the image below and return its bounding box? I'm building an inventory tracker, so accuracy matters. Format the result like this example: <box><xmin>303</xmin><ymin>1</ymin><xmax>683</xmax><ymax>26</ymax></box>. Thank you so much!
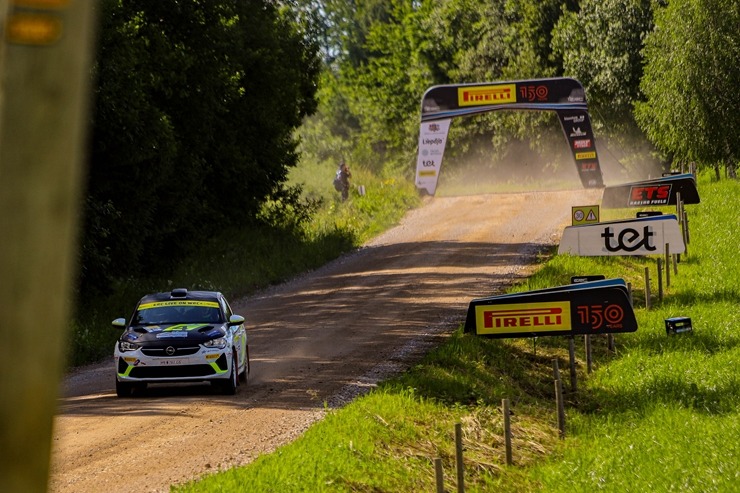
<box><xmin>175</xmin><ymin>173</ymin><xmax>740</xmax><ymax>492</ymax></box>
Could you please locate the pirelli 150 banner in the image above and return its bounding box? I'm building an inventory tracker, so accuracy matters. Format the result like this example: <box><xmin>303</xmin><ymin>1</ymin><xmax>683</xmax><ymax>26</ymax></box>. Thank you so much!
<box><xmin>415</xmin><ymin>77</ymin><xmax>604</xmax><ymax>195</ymax></box>
<box><xmin>465</xmin><ymin>278</ymin><xmax>637</xmax><ymax>339</ymax></box>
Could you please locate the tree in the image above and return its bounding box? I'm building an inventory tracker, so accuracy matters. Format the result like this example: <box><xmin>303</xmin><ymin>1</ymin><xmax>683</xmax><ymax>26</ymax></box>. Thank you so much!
<box><xmin>82</xmin><ymin>0</ymin><xmax>319</xmax><ymax>292</ymax></box>
<box><xmin>635</xmin><ymin>0</ymin><xmax>740</xmax><ymax>176</ymax></box>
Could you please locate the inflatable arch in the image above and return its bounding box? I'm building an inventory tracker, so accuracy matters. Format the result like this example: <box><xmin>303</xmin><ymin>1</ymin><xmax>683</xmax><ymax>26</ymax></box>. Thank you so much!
<box><xmin>415</xmin><ymin>77</ymin><xmax>604</xmax><ymax>195</ymax></box>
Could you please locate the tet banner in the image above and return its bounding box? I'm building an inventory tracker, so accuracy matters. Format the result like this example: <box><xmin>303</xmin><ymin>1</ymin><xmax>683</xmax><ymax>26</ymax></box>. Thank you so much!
<box><xmin>558</xmin><ymin>215</ymin><xmax>686</xmax><ymax>256</ymax></box>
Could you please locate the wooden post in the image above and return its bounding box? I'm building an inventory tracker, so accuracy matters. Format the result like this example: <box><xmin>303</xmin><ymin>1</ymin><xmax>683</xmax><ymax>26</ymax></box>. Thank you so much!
<box><xmin>455</xmin><ymin>423</ymin><xmax>465</xmax><ymax>492</ymax></box>
<box><xmin>568</xmin><ymin>337</ymin><xmax>577</xmax><ymax>392</ymax></box>
<box><xmin>0</xmin><ymin>3</ymin><xmax>97</xmax><ymax>493</ymax></box>
<box><xmin>644</xmin><ymin>267</ymin><xmax>652</xmax><ymax>309</ymax></box>
<box><xmin>503</xmin><ymin>399</ymin><xmax>513</xmax><ymax>466</ymax></box>
<box><xmin>673</xmin><ymin>253</ymin><xmax>678</xmax><ymax>276</ymax></box>
<box><xmin>434</xmin><ymin>458</ymin><xmax>444</xmax><ymax>493</ymax></box>
<box><xmin>683</xmin><ymin>209</ymin><xmax>690</xmax><ymax>247</ymax></box>
<box><xmin>665</xmin><ymin>243</ymin><xmax>671</xmax><ymax>288</ymax></box>
<box><xmin>627</xmin><ymin>282</ymin><xmax>634</xmax><ymax>306</ymax></box>
<box><xmin>555</xmin><ymin>379</ymin><xmax>566</xmax><ymax>438</ymax></box>
<box><xmin>584</xmin><ymin>335</ymin><xmax>592</xmax><ymax>374</ymax></box>
<box><xmin>657</xmin><ymin>258</ymin><xmax>663</xmax><ymax>303</ymax></box>
<box><xmin>552</xmin><ymin>359</ymin><xmax>560</xmax><ymax>381</ymax></box>
<box><xmin>676</xmin><ymin>192</ymin><xmax>682</xmax><ymax>222</ymax></box>
<box><xmin>607</xmin><ymin>334</ymin><xmax>615</xmax><ymax>353</ymax></box>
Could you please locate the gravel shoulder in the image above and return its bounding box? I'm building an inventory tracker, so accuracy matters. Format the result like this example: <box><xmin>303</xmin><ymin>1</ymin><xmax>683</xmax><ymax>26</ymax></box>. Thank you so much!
<box><xmin>50</xmin><ymin>190</ymin><xmax>599</xmax><ymax>493</ymax></box>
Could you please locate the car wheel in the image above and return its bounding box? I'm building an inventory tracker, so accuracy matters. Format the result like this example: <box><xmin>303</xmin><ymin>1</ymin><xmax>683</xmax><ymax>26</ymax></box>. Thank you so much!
<box><xmin>218</xmin><ymin>353</ymin><xmax>238</xmax><ymax>395</ymax></box>
<box><xmin>116</xmin><ymin>379</ymin><xmax>133</xmax><ymax>398</ymax></box>
<box><xmin>239</xmin><ymin>346</ymin><xmax>250</xmax><ymax>384</ymax></box>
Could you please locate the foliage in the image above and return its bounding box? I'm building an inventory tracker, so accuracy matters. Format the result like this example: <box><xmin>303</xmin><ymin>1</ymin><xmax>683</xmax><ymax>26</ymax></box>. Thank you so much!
<box><xmin>635</xmin><ymin>0</ymin><xmax>740</xmax><ymax>171</ymax></box>
<box><xmin>81</xmin><ymin>0</ymin><xmax>320</xmax><ymax>293</ymax></box>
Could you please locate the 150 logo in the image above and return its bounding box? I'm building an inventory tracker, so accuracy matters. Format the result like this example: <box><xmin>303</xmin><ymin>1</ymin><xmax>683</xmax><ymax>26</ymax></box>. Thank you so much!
<box><xmin>577</xmin><ymin>304</ymin><xmax>625</xmax><ymax>330</ymax></box>
<box><xmin>519</xmin><ymin>85</ymin><xmax>549</xmax><ymax>102</ymax></box>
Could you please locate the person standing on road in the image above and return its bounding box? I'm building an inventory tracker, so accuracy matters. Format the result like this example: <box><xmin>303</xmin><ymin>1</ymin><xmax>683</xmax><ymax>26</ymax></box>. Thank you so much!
<box><xmin>334</xmin><ymin>160</ymin><xmax>352</xmax><ymax>202</ymax></box>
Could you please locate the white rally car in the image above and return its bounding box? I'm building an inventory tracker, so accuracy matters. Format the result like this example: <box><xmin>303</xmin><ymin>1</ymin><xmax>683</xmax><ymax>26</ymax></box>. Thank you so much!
<box><xmin>113</xmin><ymin>288</ymin><xmax>249</xmax><ymax>397</ymax></box>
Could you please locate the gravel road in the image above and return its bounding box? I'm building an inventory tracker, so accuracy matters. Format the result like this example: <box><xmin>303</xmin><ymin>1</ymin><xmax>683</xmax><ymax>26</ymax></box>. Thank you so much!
<box><xmin>50</xmin><ymin>190</ymin><xmax>599</xmax><ymax>492</ymax></box>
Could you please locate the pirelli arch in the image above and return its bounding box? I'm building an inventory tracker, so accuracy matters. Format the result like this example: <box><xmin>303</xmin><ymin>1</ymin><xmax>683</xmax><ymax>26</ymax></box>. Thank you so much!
<box><xmin>415</xmin><ymin>77</ymin><xmax>604</xmax><ymax>195</ymax></box>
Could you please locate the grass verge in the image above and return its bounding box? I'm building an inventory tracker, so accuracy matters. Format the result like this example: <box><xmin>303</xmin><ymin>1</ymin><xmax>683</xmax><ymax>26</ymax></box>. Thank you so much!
<box><xmin>175</xmin><ymin>173</ymin><xmax>740</xmax><ymax>492</ymax></box>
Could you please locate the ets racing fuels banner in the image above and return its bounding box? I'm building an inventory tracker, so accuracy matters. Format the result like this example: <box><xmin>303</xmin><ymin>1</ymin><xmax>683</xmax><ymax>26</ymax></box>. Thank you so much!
<box><xmin>558</xmin><ymin>214</ymin><xmax>686</xmax><ymax>256</ymax></box>
<box><xmin>465</xmin><ymin>278</ymin><xmax>637</xmax><ymax>339</ymax></box>
<box><xmin>601</xmin><ymin>173</ymin><xmax>700</xmax><ymax>208</ymax></box>
<box><xmin>415</xmin><ymin>77</ymin><xmax>604</xmax><ymax>195</ymax></box>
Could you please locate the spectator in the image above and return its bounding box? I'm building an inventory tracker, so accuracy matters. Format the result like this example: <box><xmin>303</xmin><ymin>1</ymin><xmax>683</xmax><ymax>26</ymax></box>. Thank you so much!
<box><xmin>333</xmin><ymin>160</ymin><xmax>352</xmax><ymax>201</ymax></box>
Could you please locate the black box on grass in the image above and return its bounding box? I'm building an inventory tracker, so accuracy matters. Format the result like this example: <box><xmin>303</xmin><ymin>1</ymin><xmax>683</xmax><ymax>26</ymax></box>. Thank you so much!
<box><xmin>665</xmin><ymin>317</ymin><xmax>692</xmax><ymax>335</ymax></box>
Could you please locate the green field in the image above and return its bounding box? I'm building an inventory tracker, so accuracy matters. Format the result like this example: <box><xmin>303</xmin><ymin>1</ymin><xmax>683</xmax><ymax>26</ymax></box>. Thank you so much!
<box><xmin>173</xmin><ymin>173</ymin><xmax>738</xmax><ymax>491</ymax></box>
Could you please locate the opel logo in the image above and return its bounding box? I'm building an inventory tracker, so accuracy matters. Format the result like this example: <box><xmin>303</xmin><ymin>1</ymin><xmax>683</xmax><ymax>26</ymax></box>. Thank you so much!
<box><xmin>166</xmin><ymin>346</ymin><xmax>176</xmax><ymax>356</ymax></box>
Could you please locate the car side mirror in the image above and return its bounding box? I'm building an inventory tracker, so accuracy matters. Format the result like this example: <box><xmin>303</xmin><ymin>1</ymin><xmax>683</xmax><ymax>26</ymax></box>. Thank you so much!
<box><xmin>228</xmin><ymin>314</ymin><xmax>245</xmax><ymax>326</ymax></box>
<box><xmin>112</xmin><ymin>318</ymin><xmax>126</xmax><ymax>328</ymax></box>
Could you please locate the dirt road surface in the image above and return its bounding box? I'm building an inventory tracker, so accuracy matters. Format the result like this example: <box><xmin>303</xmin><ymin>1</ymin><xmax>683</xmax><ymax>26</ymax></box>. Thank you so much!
<box><xmin>50</xmin><ymin>190</ymin><xmax>598</xmax><ymax>492</ymax></box>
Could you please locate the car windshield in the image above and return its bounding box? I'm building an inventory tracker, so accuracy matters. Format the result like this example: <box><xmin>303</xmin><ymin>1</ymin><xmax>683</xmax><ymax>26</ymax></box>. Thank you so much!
<box><xmin>132</xmin><ymin>301</ymin><xmax>223</xmax><ymax>325</ymax></box>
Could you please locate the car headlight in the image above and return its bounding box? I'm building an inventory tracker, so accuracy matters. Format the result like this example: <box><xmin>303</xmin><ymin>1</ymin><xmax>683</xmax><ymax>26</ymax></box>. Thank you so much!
<box><xmin>118</xmin><ymin>340</ymin><xmax>140</xmax><ymax>352</ymax></box>
<box><xmin>204</xmin><ymin>337</ymin><xmax>227</xmax><ymax>349</ymax></box>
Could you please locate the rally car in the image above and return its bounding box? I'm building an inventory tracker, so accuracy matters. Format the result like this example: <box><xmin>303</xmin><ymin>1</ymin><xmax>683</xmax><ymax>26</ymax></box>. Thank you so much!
<box><xmin>113</xmin><ymin>288</ymin><xmax>249</xmax><ymax>397</ymax></box>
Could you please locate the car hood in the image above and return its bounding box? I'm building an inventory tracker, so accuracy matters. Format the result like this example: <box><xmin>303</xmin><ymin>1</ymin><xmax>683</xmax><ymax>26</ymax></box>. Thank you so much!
<box><xmin>121</xmin><ymin>323</ymin><xmax>226</xmax><ymax>345</ymax></box>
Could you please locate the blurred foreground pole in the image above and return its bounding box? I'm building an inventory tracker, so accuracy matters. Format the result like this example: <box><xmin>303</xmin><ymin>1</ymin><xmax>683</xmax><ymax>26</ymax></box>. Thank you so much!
<box><xmin>0</xmin><ymin>1</ymin><xmax>96</xmax><ymax>492</ymax></box>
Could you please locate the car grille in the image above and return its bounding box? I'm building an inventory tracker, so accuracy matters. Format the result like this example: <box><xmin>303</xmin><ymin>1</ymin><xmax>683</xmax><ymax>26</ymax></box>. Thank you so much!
<box><xmin>141</xmin><ymin>346</ymin><xmax>200</xmax><ymax>357</ymax></box>
<box><xmin>129</xmin><ymin>365</ymin><xmax>217</xmax><ymax>379</ymax></box>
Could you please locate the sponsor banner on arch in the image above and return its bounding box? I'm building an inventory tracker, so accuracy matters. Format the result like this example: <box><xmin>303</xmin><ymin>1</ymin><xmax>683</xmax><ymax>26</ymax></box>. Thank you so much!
<box><xmin>558</xmin><ymin>214</ymin><xmax>685</xmax><ymax>256</ymax></box>
<box><xmin>414</xmin><ymin>119</ymin><xmax>451</xmax><ymax>195</ymax></box>
<box><xmin>464</xmin><ymin>278</ymin><xmax>637</xmax><ymax>338</ymax></box>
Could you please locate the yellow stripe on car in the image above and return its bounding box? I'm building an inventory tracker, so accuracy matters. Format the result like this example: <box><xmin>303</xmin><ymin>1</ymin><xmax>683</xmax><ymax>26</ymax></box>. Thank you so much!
<box><xmin>138</xmin><ymin>300</ymin><xmax>219</xmax><ymax>309</ymax></box>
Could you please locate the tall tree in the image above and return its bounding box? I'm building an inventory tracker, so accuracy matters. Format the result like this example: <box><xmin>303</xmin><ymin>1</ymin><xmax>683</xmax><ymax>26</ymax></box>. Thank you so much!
<box><xmin>635</xmin><ymin>0</ymin><xmax>740</xmax><ymax>175</ymax></box>
<box><xmin>83</xmin><ymin>0</ymin><xmax>319</xmax><ymax>292</ymax></box>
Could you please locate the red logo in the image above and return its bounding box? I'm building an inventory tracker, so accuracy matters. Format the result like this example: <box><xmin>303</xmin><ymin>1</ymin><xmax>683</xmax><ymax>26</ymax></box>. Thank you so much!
<box><xmin>581</xmin><ymin>162</ymin><xmax>598</xmax><ymax>171</ymax></box>
<box><xmin>629</xmin><ymin>185</ymin><xmax>672</xmax><ymax>205</ymax></box>
<box><xmin>573</xmin><ymin>139</ymin><xmax>592</xmax><ymax>149</ymax></box>
<box><xmin>519</xmin><ymin>85</ymin><xmax>549</xmax><ymax>102</ymax></box>
<box><xmin>484</xmin><ymin>307</ymin><xmax>563</xmax><ymax>329</ymax></box>
<box><xmin>577</xmin><ymin>304</ymin><xmax>624</xmax><ymax>330</ymax></box>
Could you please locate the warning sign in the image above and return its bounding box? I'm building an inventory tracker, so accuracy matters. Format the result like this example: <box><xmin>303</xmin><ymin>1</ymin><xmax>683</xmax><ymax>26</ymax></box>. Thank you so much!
<box><xmin>572</xmin><ymin>205</ymin><xmax>599</xmax><ymax>226</ymax></box>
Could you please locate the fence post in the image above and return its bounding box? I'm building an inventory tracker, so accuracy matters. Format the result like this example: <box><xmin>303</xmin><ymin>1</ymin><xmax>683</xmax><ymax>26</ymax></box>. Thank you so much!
<box><xmin>555</xmin><ymin>379</ymin><xmax>565</xmax><ymax>438</ymax></box>
<box><xmin>434</xmin><ymin>458</ymin><xmax>444</xmax><ymax>493</ymax></box>
<box><xmin>503</xmin><ymin>399</ymin><xmax>513</xmax><ymax>466</ymax></box>
<box><xmin>455</xmin><ymin>423</ymin><xmax>465</xmax><ymax>492</ymax></box>
<box><xmin>568</xmin><ymin>337</ymin><xmax>577</xmax><ymax>392</ymax></box>
<box><xmin>665</xmin><ymin>243</ymin><xmax>671</xmax><ymax>288</ymax></box>
<box><xmin>644</xmin><ymin>267</ymin><xmax>652</xmax><ymax>310</ymax></box>
<box><xmin>657</xmin><ymin>258</ymin><xmax>663</xmax><ymax>303</ymax></box>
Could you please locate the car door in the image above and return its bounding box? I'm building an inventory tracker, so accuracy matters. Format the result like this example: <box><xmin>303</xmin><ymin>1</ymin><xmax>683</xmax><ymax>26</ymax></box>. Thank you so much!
<box><xmin>221</xmin><ymin>296</ymin><xmax>246</xmax><ymax>370</ymax></box>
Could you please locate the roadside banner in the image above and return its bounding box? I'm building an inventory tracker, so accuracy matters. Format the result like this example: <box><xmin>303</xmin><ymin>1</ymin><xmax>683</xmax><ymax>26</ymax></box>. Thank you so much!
<box><xmin>414</xmin><ymin>119</ymin><xmax>451</xmax><ymax>197</ymax></box>
<box><xmin>558</xmin><ymin>214</ymin><xmax>685</xmax><ymax>256</ymax></box>
<box><xmin>601</xmin><ymin>174</ymin><xmax>700</xmax><ymax>208</ymax></box>
<box><xmin>415</xmin><ymin>77</ymin><xmax>604</xmax><ymax>195</ymax></box>
<box><xmin>465</xmin><ymin>278</ymin><xmax>637</xmax><ymax>338</ymax></box>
